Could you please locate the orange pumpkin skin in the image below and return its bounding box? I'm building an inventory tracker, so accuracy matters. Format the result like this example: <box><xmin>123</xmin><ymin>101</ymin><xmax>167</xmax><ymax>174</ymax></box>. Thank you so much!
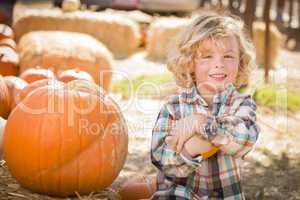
<box><xmin>118</xmin><ymin>176</ymin><xmax>157</xmax><ymax>200</ymax></box>
<box><xmin>0</xmin><ymin>38</ymin><xmax>17</xmax><ymax>50</ymax></box>
<box><xmin>18</xmin><ymin>79</ymin><xmax>64</xmax><ymax>103</ymax></box>
<box><xmin>0</xmin><ymin>24</ymin><xmax>14</xmax><ymax>40</ymax></box>
<box><xmin>0</xmin><ymin>46</ymin><xmax>19</xmax><ymax>76</ymax></box>
<box><xmin>2</xmin><ymin>76</ymin><xmax>28</xmax><ymax>118</ymax></box>
<box><xmin>20</xmin><ymin>67</ymin><xmax>55</xmax><ymax>84</ymax></box>
<box><xmin>3</xmin><ymin>80</ymin><xmax>128</xmax><ymax>197</ymax></box>
<box><xmin>0</xmin><ymin>76</ymin><xmax>10</xmax><ymax>118</ymax></box>
<box><xmin>58</xmin><ymin>69</ymin><xmax>94</xmax><ymax>83</ymax></box>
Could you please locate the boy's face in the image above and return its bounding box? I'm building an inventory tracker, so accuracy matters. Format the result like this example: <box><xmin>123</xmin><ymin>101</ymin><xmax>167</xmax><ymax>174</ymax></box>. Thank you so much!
<box><xmin>193</xmin><ymin>34</ymin><xmax>240</xmax><ymax>94</ymax></box>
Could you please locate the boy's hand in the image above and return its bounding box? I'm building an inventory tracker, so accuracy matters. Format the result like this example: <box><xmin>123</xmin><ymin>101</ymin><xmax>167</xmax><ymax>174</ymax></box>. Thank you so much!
<box><xmin>165</xmin><ymin>135</ymin><xmax>177</xmax><ymax>151</ymax></box>
<box><xmin>168</xmin><ymin>113</ymin><xmax>208</xmax><ymax>153</ymax></box>
<box><xmin>184</xmin><ymin>135</ymin><xmax>215</xmax><ymax>157</ymax></box>
<box><xmin>166</xmin><ymin>135</ymin><xmax>219</xmax><ymax>158</ymax></box>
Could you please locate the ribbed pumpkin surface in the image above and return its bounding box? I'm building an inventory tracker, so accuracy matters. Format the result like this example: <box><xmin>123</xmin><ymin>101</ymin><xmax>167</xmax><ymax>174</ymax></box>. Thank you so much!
<box><xmin>3</xmin><ymin>80</ymin><xmax>128</xmax><ymax>197</ymax></box>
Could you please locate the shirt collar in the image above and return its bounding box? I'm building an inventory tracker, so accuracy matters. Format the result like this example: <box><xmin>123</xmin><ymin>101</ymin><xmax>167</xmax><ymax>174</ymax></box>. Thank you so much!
<box><xmin>180</xmin><ymin>82</ymin><xmax>236</xmax><ymax>106</ymax></box>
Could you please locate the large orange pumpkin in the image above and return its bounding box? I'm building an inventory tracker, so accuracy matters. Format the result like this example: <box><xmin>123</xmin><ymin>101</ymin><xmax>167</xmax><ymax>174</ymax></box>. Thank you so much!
<box><xmin>2</xmin><ymin>76</ymin><xmax>28</xmax><ymax>115</ymax></box>
<box><xmin>58</xmin><ymin>68</ymin><xmax>94</xmax><ymax>83</ymax></box>
<box><xmin>0</xmin><ymin>24</ymin><xmax>14</xmax><ymax>40</ymax></box>
<box><xmin>20</xmin><ymin>66</ymin><xmax>55</xmax><ymax>83</ymax></box>
<box><xmin>3</xmin><ymin>80</ymin><xmax>128</xmax><ymax>197</ymax></box>
<box><xmin>0</xmin><ymin>46</ymin><xmax>19</xmax><ymax>76</ymax></box>
<box><xmin>0</xmin><ymin>76</ymin><xmax>10</xmax><ymax>118</ymax></box>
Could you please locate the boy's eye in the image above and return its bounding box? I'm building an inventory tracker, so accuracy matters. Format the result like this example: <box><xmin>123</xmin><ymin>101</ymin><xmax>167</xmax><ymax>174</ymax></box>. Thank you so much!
<box><xmin>202</xmin><ymin>55</ymin><xmax>212</xmax><ymax>59</ymax></box>
<box><xmin>224</xmin><ymin>55</ymin><xmax>235</xmax><ymax>59</ymax></box>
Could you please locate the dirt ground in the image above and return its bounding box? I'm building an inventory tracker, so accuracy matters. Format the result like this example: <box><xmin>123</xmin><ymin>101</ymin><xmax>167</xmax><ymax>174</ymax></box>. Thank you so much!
<box><xmin>1</xmin><ymin>48</ymin><xmax>300</xmax><ymax>200</ymax></box>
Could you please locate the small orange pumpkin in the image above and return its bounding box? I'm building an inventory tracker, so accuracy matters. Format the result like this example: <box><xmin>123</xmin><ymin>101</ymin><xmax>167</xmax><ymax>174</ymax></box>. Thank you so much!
<box><xmin>0</xmin><ymin>24</ymin><xmax>14</xmax><ymax>40</ymax></box>
<box><xmin>18</xmin><ymin>79</ymin><xmax>64</xmax><ymax>103</ymax></box>
<box><xmin>118</xmin><ymin>175</ymin><xmax>157</xmax><ymax>200</ymax></box>
<box><xmin>4</xmin><ymin>80</ymin><xmax>128</xmax><ymax>197</ymax></box>
<box><xmin>58</xmin><ymin>68</ymin><xmax>94</xmax><ymax>83</ymax></box>
<box><xmin>0</xmin><ymin>117</ymin><xmax>6</xmax><ymax>159</ymax></box>
<box><xmin>0</xmin><ymin>38</ymin><xmax>17</xmax><ymax>50</ymax></box>
<box><xmin>20</xmin><ymin>66</ymin><xmax>55</xmax><ymax>84</ymax></box>
<box><xmin>0</xmin><ymin>46</ymin><xmax>19</xmax><ymax>76</ymax></box>
<box><xmin>2</xmin><ymin>76</ymin><xmax>28</xmax><ymax>115</ymax></box>
<box><xmin>0</xmin><ymin>76</ymin><xmax>10</xmax><ymax>118</ymax></box>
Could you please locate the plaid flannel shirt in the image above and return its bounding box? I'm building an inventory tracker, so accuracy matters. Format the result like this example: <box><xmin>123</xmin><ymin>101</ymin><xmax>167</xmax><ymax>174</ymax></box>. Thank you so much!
<box><xmin>150</xmin><ymin>83</ymin><xmax>260</xmax><ymax>200</ymax></box>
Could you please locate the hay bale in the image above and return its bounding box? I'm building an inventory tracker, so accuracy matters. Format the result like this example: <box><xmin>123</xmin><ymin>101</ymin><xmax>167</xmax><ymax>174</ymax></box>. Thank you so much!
<box><xmin>103</xmin><ymin>9</ymin><xmax>153</xmax><ymax>47</ymax></box>
<box><xmin>252</xmin><ymin>22</ymin><xmax>284</xmax><ymax>69</ymax></box>
<box><xmin>12</xmin><ymin>0</ymin><xmax>54</xmax><ymax>24</ymax></box>
<box><xmin>18</xmin><ymin>31</ymin><xmax>113</xmax><ymax>91</ymax></box>
<box><xmin>146</xmin><ymin>17</ymin><xmax>191</xmax><ymax>60</ymax></box>
<box><xmin>13</xmin><ymin>8</ymin><xmax>141</xmax><ymax>58</ymax></box>
<box><xmin>103</xmin><ymin>9</ymin><xmax>153</xmax><ymax>24</ymax></box>
<box><xmin>139</xmin><ymin>0</ymin><xmax>200</xmax><ymax>12</ymax></box>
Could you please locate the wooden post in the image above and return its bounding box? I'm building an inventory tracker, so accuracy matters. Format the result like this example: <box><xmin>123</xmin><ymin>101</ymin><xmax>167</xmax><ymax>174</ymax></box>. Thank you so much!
<box><xmin>263</xmin><ymin>0</ymin><xmax>271</xmax><ymax>83</ymax></box>
<box><xmin>229</xmin><ymin>0</ymin><xmax>234</xmax><ymax>11</ymax></box>
<box><xmin>276</xmin><ymin>0</ymin><xmax>286</xmax><ymax>24</ymax></box>
<box><xmin>244</xmin><ymin>0</ymin><xmax>256</xmax><ymax>37</ymax></box>
<box><xmin>298</xmin><ymin>0</ymin><xmax>300</xmax><ymax>43</ymax></box>
<box><xmin>288</xmin><ymin>0</ymin><xmax>293</xmax><ymax>27</ymax></box>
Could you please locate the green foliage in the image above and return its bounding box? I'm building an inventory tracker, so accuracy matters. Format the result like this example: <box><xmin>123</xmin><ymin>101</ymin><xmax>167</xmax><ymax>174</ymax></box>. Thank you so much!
<box><xmin>253</xmin><ymin>84</ymin><xmax>300</xmax><ymax>112</ymax></box>
<box><xmin>112</xmin><ymin>73</ymin><xmax>174</xmax><ymax>99</ymax></box>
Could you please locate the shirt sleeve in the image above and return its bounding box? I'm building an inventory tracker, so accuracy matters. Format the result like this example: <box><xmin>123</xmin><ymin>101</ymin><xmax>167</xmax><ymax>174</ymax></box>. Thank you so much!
<box><xmin>151</xmin><ymin>103</ymin><xmax>202</xmax><ymax>178</ymax></box>
<box><xmin>200</xmin><ymin>96</ymin><xmax>260</xmax><ymax>159</ymax></box>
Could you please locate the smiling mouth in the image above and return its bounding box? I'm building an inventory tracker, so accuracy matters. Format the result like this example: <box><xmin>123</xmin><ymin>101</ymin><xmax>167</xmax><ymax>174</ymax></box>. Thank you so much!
<box><xmin>209</xmin><ymin>74</ymin><xmax>227</xmax><ymax>78</ymax></box>
<box><xmin>209</xmin><ymin>74</ymin><xmax>227</xmax><ymax>81</ymax></box>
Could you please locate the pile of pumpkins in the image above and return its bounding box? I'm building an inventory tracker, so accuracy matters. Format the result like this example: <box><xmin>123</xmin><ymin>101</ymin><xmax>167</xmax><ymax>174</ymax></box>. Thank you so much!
<box><xmin>1</xmin><ymin>66</ymin><xmax>95</xmax><ymax>119</ymax></box>
<box><xmin>0</xmin><ymin>24</ymin><xmax>19</xmax><ymax>76</ymax></box>
<box><xmin>0</xmin><ymin>23</ymin><xmax>128</xmax><ymax>197</ymax></box>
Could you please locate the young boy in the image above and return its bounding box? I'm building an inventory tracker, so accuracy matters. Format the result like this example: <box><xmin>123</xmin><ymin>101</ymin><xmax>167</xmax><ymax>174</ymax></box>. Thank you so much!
<box><xmin>150</xmin><ymin>11</ymin><xmax>259</xmax><ymax>200</ymax></box>
<box><xmin>118</xmin><ymin>11</ymin><xmax>259</xmax><ymax>200</ymax></box>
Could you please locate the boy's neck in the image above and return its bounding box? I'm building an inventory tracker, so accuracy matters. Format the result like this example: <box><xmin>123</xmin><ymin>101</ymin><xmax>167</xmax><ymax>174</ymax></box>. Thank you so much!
<box><xmin>195</xmin><ymin>85</ymin><xmax>215</xmax><ymax>109</ymax></box>
<box><xmin>195</xmin><ymin>82</ymin><xmax>232</xmax><ymax>109</ymax></box>
<box><xmin>200</xmin><ymin>93</ymin><xmax>214</xmax><ymax>109</ymax></box>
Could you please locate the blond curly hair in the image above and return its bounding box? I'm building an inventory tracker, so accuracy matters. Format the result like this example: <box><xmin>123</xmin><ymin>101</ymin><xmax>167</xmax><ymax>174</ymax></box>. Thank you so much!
<box><xmin>167</xmin><ymin>10</ymin><xmax>257</xmax><ymax>89</ymax></box>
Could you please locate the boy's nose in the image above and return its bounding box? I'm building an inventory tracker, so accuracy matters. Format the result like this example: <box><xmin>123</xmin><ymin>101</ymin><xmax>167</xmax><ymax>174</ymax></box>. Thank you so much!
<box><xmin>215</xmin><ymin>64</ymin><xmax>224</xmax><ymax>68</ymax></box>
<box><xmin>213</xmin><ymin>57</ymin><xmax>225</xmax><ymax>68</ymax></box>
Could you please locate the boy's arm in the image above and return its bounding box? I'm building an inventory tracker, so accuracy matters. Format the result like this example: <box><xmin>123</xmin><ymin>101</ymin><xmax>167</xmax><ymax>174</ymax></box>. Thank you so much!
<box><xmin>183</xmin><ymin>135</ymin><xmax>219</xmax><ymax>159</ymax></box>
<box><xmin>151</xmin><ymin>104</ymin><xmax>203</xmax><ymax>178</ymax></box>
<box><xmin>196</xmin><ymin>96</ymin><xmax>260</xmax><ymax>158</ymax></box>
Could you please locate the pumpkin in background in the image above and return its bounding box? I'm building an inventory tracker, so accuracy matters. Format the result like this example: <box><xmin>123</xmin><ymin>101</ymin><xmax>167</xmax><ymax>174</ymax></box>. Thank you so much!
<box><xmin>0</xmin><ymin>76</ymin><xmax>10</xmax><ymax>118</ymax></box>
<box><xmin>20</xmin><ymin>66</ymin><xmax>55</xmax><ymax>84</ymax></box>
<box><xmin>3</xmin><ymin>79</ymin><xmax>128</xmax><ymax>197</ymax></box>
<box><xmin>0</xmin><ymin>46</ymin><xmax>19</xmax><ymax>76</ymax></box>
<box><xmin>2</xmin><ymin>76</ymin><xmax>28</xmax><ymax>115</ymax></box>
<box><xmin>0</xmin><ymin>38</ymin><xmax>17</xmax><ymax>50</ymax></box>
<box><xmin>58</xmin><ymin>68</ymin><xmax>94</xmax><ymax>83</ymax></box>
<box><xmin>0</xmin><ymin>24</ymin><xmax>14</xmax><ymax>40</ymax></box>
<box><xmin>0</xmin><ymin>117</ymin><xmax>6</xmax><ymax>160</ymax></box>
<box><xmin>18</xmin><ymin>79</ymin><xmax>64</xmax><ymax>103</ymax></box>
